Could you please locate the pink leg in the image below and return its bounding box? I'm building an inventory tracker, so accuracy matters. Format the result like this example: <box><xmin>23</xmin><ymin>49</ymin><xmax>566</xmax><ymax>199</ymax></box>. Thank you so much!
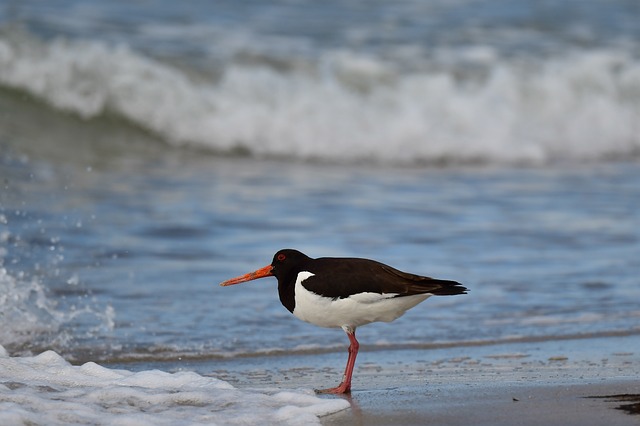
<box><xmin>317</xmin><ymin>327</ymin><xmax>359</xmax><ymax>394</ymax></box>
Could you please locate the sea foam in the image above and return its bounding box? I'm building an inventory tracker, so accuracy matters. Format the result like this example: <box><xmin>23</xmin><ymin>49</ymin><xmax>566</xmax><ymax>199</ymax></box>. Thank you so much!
<box><xmin>0</xmin><ymin>345</ymin><xmax>349</xmax><ymax>425</ymax></box>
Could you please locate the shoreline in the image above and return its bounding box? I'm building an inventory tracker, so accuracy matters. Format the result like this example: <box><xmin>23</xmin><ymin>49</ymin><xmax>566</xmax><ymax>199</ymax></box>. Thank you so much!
<box><xmin>108</xmin><ymin>334</ymin><xmax>640</xmax><ymax>425</ymax></box>
<box><xmin>322</xmin><ymin>334</ymin><xmax>640</xmax><ymax>425</ymax></box>
<box><xmin>94</xmin><ymin>328</ymin><xmax>640</xmax><ymax>365</ymax></box>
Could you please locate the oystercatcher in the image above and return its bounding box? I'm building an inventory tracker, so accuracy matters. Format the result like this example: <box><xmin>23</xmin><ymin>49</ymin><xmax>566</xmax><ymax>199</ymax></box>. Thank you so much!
<box><xmin>220</xmin><ymin>249</ymin><xmax>467</xmax><ymax>394</ymax></box>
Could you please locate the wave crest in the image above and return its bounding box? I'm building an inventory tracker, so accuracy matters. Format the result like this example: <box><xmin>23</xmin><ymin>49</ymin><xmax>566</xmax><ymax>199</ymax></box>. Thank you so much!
<box><xmin>1</xmin><ymin>31</ymin><xmax>639</xmax><ymax>165</ymax></box>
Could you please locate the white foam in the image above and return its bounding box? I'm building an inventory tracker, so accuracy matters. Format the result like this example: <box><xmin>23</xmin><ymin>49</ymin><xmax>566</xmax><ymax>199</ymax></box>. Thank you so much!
<box><xmin>1</xmin><ymin>32</ymin><xmax>639</xmax><ymax>165</ymax></box>
<box><xmin>0</xmin><ymin>345</ymin><xmax>349</xmax><ymax>425</ymax></box>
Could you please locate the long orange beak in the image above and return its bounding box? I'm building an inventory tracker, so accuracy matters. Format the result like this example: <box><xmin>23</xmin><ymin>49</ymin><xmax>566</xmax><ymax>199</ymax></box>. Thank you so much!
<box><xmin>219</xmin><ymin>265</ymin><xmax>274</xmax><ymax>286</ymax></box>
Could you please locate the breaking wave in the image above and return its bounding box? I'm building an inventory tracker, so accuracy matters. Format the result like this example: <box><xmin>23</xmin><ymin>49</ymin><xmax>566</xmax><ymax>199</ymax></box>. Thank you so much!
<box><xmin>1</xmin><ymin>30</ymin><xmax>639</xmax><ymax>165</ymax></box>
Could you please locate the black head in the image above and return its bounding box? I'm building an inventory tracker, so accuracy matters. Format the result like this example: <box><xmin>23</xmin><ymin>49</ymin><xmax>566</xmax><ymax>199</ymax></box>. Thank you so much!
<box><xmin>220</xmin><ymin>249</ymin><xmax>310</xmax><ymax>314</ymax></box>
<box><xmin>270</xmin><ymin>249</ymin><xmax>312</xmax><ymax>282</ymax></box>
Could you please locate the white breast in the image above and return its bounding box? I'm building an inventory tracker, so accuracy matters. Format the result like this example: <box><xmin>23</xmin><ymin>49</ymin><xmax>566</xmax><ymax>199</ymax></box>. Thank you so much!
<box><xmin>291</xmin><ymin>271</ymin><xmax>431</xmax><ymax>329</ymax></box>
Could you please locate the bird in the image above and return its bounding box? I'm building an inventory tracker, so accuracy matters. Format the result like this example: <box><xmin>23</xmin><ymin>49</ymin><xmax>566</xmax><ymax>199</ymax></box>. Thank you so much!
<box><xmin>219</xmin><ymin>249</ymin><xmax>467</xmax><ymax>394</ymax></box>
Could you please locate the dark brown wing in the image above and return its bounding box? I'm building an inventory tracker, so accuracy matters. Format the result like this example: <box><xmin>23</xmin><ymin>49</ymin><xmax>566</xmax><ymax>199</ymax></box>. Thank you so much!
<box><xmin>302</xmin><ymin>257</ymin><xmax>467</xmax><ymax>299</ymax></box>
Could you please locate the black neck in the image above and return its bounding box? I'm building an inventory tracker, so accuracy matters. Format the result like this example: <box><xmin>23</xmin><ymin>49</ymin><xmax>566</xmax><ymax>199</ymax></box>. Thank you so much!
<box><xmin>277</xmin><ymin>274</ymin><xmax>297</xmax><ymax>313</ymax></box>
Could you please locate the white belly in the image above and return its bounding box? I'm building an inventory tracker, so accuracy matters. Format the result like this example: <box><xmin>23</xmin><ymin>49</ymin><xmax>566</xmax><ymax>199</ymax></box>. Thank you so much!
<box><xmin>291</xmin><ymin>272</ymin><xmax>431</xmax><ymax>329</ymax></box>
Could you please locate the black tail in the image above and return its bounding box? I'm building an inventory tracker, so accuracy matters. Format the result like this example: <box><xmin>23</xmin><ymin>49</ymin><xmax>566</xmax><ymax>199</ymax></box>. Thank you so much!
<box><xmin>429</xmin><ymin>279</ymin><xmax>468</xmax><ymax>296</ymax></box>
<box><xmin>378</xmin><ymin>264</ymin><xmax>468</xmax><ymax>296</ymax></box>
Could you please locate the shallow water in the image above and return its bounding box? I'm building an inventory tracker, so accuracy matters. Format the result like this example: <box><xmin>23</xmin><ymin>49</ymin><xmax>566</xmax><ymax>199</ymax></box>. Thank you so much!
<box><xmin>2</xmin><ymin>143</ymin><xmax>639</xmax><ymax>362</ymax></box>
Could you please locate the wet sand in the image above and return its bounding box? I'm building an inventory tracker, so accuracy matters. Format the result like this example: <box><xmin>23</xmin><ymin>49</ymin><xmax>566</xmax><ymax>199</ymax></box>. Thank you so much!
<box><xmin>321</xmin><ymin>380</ymin><xmax>639</xmax><ymax>425</ymax></box>
<box><xmin>324</xmin><ymin>335</ymin><xmax>640</xmax><ymax>425</ymax></box>
<box><xmin>108</xmin><ymin>334</ymin><xmax>640</xmax><ymax>425</ymax></box>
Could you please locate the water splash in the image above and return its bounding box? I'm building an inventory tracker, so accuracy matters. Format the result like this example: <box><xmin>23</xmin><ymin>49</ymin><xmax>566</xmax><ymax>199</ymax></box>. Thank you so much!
<box><xmin>0</xmin><ymin>220</ymin><xmax>115</xmax><ymax>356</ymax></box>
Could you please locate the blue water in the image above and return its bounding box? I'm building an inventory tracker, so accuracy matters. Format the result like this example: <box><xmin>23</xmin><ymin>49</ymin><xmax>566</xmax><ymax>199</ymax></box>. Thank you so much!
<box><xmin>1</xmin><ymin>0</ymin><xmax>639</xmax><ymax>363</ymax></box>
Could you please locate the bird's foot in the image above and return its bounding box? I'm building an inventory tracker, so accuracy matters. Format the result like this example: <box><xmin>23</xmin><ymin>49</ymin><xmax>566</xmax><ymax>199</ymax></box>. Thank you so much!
<box><xmin>315</xmin><ymin>382</ymin><xmax>351</xmax><ymax>394</ymax></box>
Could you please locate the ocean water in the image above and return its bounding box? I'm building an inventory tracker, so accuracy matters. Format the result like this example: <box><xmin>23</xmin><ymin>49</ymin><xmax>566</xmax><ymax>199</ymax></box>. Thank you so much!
<box><xmin>1</xmin><ymin>0</ymin><xmax>640</xmax><ymax>423</ymax></box>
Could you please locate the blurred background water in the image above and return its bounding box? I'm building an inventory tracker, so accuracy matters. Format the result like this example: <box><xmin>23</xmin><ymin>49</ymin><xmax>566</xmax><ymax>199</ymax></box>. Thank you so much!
<box><xmin>0</xmin><ymin>0</ymin><xmax>639</xmax><ymax>363</ymax></box>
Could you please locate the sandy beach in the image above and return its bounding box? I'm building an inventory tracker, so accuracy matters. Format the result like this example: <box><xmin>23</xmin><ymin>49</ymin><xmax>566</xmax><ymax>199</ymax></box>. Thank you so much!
<box><xmin>110</xmin><ymin>333</ymin><xmax>640</xmax><ymax>425</ymax></box>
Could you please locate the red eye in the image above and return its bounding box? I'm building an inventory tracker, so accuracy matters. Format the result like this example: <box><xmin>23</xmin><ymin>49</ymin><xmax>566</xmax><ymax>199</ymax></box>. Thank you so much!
<box><xmin>277</xmin><ymin>253</ymin><xmax>286</xmax><ymax>261</ymax></box>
